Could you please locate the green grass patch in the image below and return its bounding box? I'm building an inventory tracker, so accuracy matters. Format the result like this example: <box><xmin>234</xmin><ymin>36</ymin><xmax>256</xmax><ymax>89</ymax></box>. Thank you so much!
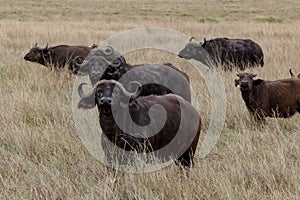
<box><xmin>198</xmin><ymin>17</ymin><xmax>219</xmax><ymax>23</ymax></box>
<box><xmin>255</xmin><ymin>17</ymin><xmax>283</xmax><ymax>23</ymax></box>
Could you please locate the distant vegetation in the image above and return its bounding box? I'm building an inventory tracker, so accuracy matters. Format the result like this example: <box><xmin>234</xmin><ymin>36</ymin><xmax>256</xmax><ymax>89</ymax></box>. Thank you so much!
<box><xmin>255</xmin><ymin>17</ymin><xmax>284</xmax><ymax>23</ymax></box>
<box><xmin>198</xmin><ymin>17</ymin><xmax>219</xmax><ymax>23</ymax></box>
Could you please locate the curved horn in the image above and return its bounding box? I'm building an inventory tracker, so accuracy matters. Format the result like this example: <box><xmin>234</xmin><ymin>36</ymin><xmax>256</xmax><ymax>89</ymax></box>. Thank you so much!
<box><xmin>189</xmin><ymin>37</ymin><xmax>195</xmax><ymax>42</ymax></box>
<box><xmin>78</xmin><ymin>83</ymin><xmax>90</xmax><ymax>98</ymax></box>
<box><xmin>119</xmin><ymin>55</ymin><xmax>126</xmax><ymax>64</ymax></box>
<box><xmin>128</xmin><ymin>81</ymin><xmax>142</xmax><ymax>98</ymax></box>
<box><xmin>110</xmin><ymin>57</ymin><xmax>122</xmax><ymax>68</ymax></box>
<box><xmin>34</xmin><ymin>42</ymin><xmax>38</xmax><ymax>47</ymax></box>
<box><xmin>104</xmin><ymin>46</ymin><xmax>114</xmax><ymax>55</ymax></box>
<box><xmin>92</xmin><ymin>80</ymin><xmax>142</xmax><ymax>98</ymax></box>
<box><xmin>289</xmin><ymin>68</ymin><xmax>294</xmax><ymax>77</ymax></box>
<box><xmin>236</xmin><ymin>72</ymin><xmax>240</xmax><ymax>77</ymax></box>
<box><xmin>101</xmin><ymin>80</ymin><xmax>139</xmax><ymax>98</ymax></box>
<box><xmin>73</xmin><ymin>56</ymin><xmax>82</xmax><ymax>68</ymax></box>
<box><xmin>202</xmin><ymin>37</ymin><xmax>207</xmax><ymax>46</ymax></box>
<box><xmin>249</xmin><ymin>74</ymin><xmax>257</xmax><ymax>79</ymax></box>
<box><xmin>43</xmin><ymin>43</ymin><xmax>48</xmax><ymax>50</ymax></box>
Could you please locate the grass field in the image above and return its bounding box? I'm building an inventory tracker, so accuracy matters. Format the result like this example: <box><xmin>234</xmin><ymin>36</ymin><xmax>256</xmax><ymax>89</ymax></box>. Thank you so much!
<box><xmin>0</xmin><ymin>0</ymin><xmax>300</xmax><ymax>199</ymax></box>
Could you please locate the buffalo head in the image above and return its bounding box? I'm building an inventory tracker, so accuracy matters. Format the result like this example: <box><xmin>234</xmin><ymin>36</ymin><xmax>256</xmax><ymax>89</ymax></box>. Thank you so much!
<box><xmin>78</xmin><ymin>80</ymin><xmax>142</xmax><ymax>113</ymax></box>
<box><xmin>84</xmin><ymin>46</ymin><xmax>126</xmax><ymax>66</ymax></box>
<box><xmin>234</xmin><ymin>72</ymin><xmax>257</xmax><ymax>90</ymax></box>
<box><xmin>178</xmin><ymin>37</ymin><xmax>207</xmax><ymax>60</ymax></box>
<box><xmin>74</xmin><ymin>55</ymin><xmax>122</xmax><ymax>85</ymax></box>
<box><xmin>24</xmin><ymin>43</ymin><xmax>49</xmax><ymax>64</ymax></box>
<box><xmin>74</xmin><ymin>46</ymin><xmax>126</xmax><ymax>83</ymax></box>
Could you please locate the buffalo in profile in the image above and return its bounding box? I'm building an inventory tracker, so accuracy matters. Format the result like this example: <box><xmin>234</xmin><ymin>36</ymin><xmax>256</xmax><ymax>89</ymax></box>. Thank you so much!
<box><xmin>178</xmin><ymin>37</ymin><xmax>264</xmax><ymax>71</ymax></box>
<box><xmin>235</xmin><ymin>72</ymin><xmax>300</xmax><ymax>121</ymax></box>
<box><xmin>24</xmin><ymin>43</ymin><xmax>97</xmax><ymax>73</ymax></box>
<box><xmin>74</xmin><ymin>46</ymin><xmax>191</xmax><ymax>102</ymax></box>
<box><xmin>77</xmin><ymin>79</ymin><xmax>201</xmax><ymax>167</ymax></box>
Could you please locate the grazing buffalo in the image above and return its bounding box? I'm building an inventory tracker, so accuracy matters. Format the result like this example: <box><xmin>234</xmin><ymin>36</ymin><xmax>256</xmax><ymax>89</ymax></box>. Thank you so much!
<box><xmin>24</xmin><ymin>43</ymin><xmax>97</xmax><ymax>73</ymax></box>
<box><xmin>235</xmin><ymin>72</ymin><xmax>300</xmax><ymax>121</ymax></box>
<box><xmin>74</xmin><ymin>46</ymin><xmax>191</xmax><ymax>102</ymax></box>
<box><xmin>289</xmin><ymin>68</ymin><xmax>300</xmax><ymax>78</ymax></box>
<box><xmin>178</xmin><ymin>37</ymin><xmax>264</xmax><ymax>71</ymax></box>
<box><xmin>77</xmin><ymin>80</ymin><xmax>201</xmax><ymax>167</ymax></box>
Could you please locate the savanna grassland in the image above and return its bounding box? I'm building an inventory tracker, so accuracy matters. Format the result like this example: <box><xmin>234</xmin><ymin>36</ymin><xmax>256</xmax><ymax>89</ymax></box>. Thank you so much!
<box><xmin>0</xmin><ymin>0</ymin><xmax>300</xmax><ymax>199</ymax></box>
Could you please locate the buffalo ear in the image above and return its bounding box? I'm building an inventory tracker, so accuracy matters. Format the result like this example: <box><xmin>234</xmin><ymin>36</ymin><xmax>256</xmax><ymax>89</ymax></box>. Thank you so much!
<box><xmin>78</xmin><ymin>96</ymin><xmax>96</xmax><ymax>109</ymax></box>
<box><xmin>234</xmin><ymin>79</ymin><xmax>239</xmax><ymax>87</ymax></box>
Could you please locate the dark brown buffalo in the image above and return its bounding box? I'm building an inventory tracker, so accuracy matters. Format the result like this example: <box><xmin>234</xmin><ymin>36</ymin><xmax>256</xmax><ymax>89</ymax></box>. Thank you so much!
<box><xmin>24</xmin><ymin>43</ymin><xmax>97</xmax><ymax>73</ymax></box>
<box><xmin>74</xmin><ymin>46</ymin><xmax>191</xmax><ymax>102</ymax></box>
<box><xmin>77</xmin><ymin>80</ymin><xmax>201</xmax><ymax>167</ymax></box>
<box><xmin>178</xmin><ymin>37</ymin><xmax>264</xmax><ymax>71</ymax></box>
<box><xmin>235</xmin><ymin>72</ymin><xmax>300</xmax><ymax>121</ymax></box>
<box><xmin>289</xmin><ymin>68</ymin><xmax>300</xmax><ymax>78</ymax></box>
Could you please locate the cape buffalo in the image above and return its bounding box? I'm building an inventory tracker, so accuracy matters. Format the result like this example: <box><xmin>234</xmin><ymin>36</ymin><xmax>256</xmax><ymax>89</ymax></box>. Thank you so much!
<box><xmin>24</xmin><ymin>43</ymin><xmax>97</xmax><ymax>73</ymax></box>
<box><xmin>82</xmin><ymin>45</ymin><xmax>126</xmax><ymax>64</ymax></box>
<box><xmin>235</xmin><ymin>72</ymin><xmax>300</xmax><ymax>121</ymax></box>
<box><xmin>74</xmin><ymin>46</ymin><xmax>191</xmax><ymax>102</ymax></box>
<box><xmin>178</xmin><ymin>37</ymin><xmax>264</xmax><ymax>71</ymax></box>
<box><xmin>73</xmin><ymin>46</ymin><xmax>130</xmax><ymax>77</ymax></box>
<box><xmin>77</xmin><ymin>80</ymin><xmax>201</xmax><ymax>167</ymax></box>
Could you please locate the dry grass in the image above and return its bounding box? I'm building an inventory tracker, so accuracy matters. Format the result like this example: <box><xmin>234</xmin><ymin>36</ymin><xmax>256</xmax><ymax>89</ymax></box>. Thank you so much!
<box><xmin>0</xmin><ymin>0</ymin><xmax>300</xmax><ymax>199</ymax></box>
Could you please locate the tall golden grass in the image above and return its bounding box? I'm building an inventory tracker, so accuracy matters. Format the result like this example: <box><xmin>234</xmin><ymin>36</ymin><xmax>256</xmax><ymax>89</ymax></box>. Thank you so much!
<box><xmin>0</xmin><ymin>0</ymin><xmax>299</xmax><ymax>199</ymax></box>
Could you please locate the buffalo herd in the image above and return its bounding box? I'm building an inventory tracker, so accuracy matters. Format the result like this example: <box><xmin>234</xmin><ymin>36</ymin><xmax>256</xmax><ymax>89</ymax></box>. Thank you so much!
<box><xmin>24</xmin><ymin>36</ymin><xmax>300</xmax><ymax>168</ymax></box>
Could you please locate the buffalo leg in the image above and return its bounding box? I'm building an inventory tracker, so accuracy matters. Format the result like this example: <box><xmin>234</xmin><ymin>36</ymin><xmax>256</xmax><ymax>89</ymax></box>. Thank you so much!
<box><xmin>177</xmin><ymin>148</ymin><xmax>194</xmax><ymax>168</ymax></box>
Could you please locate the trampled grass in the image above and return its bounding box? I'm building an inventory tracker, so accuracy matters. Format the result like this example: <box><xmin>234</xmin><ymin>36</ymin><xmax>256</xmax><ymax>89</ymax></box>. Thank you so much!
<box><xmin>0</xmin><ymin>0</ymin><xmax>300</xmax><ymax>199</ymax></box>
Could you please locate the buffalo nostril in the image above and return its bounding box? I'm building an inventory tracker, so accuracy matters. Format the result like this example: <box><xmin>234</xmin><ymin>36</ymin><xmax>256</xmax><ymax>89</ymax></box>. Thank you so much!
<box><xmin>91</xmin><ymin>71</ymin><xmax>100</xmax><ymax>77</ymax></box>
<box><xmin>100</xmin><ymin>98</ymin><xmax>112</xmax><ymax>105</ymax></box>
<box><xmin>240</xmin><ymin>81</ymin><xmax>249</xmax><ymax>89</ymax></box>
<box><xmin>240</xmin><ymin>80</ymin><xmax>249</xmax><ymax>85</ymax></box>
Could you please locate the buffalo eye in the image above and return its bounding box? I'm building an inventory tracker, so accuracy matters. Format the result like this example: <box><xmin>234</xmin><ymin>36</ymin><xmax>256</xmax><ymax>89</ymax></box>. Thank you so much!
<box><xmin>96</xmin><ymin>88</ymin><xmax>103</xmax><ymax>96</ymax></box>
